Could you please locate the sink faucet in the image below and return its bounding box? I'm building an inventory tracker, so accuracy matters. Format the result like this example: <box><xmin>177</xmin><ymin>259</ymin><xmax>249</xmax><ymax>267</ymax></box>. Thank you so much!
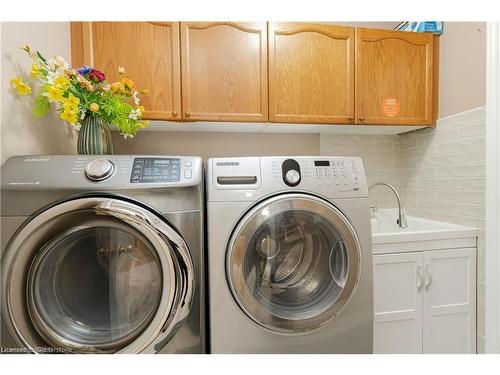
<box><xmin>368</xmin><ymin>182</ymin><xmax>408</xmax><ymax>229</ymax></box>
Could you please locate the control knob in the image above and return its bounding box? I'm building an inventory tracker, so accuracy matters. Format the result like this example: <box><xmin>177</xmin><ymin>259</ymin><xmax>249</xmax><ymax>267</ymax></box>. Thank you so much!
<box><xmin>285</xmin><ymin>169</ymin><xmax>301</xmax><ymax>185</ymax></box>
<box><xmin>85</xmin><ymin>159</ymin><xmax>114</xmax><ymax>181</ymax></box>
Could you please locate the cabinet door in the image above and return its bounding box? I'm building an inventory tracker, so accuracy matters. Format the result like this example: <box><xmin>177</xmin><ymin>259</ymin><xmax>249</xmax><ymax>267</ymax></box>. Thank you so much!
<box><xmin>180</xmin><ymin>22</ymin><xmax>268</xmax><ymax>122</ymax></box>
<box><xmin>355</xmin><ymin>28</ymin><xmax>436</xmax><ymax>125</ymax></box>
<box><xmin>268</xmin><ymin>23</ymin><xmax>355</xmax><ymax>124</ymax></box>
<box><xmin>71</xmin><ymin>22</ymin><xmax>182</xmax><ymax>121</ymax></box>
<box><xmin>422</xmin><ymin>248</ymin><xmax>476</xmax><ymax>354</ymax></box>
<box><xmin>373</xmin><ymin>252</ymin><xmax>423</xmax><ymax>354</ymax></box>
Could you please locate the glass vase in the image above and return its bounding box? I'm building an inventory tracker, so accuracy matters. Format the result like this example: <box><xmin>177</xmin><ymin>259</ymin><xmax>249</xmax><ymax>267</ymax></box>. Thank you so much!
<box><xmin>77</xmin><ymin>116</ymin><xmax>114</xmax><ymax>155</ymax></box>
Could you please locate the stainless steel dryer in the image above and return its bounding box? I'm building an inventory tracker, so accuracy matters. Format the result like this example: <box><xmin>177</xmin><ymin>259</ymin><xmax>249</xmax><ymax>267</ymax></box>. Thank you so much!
<box><xmin>1</xmin><ymin>155</ymin><xmax>205</xmax><ymax>354</ymax></box>
<box><xmin>207</xmin><ymin>156</ymin><xmax>373</xmax><ymax>353</ymax></box>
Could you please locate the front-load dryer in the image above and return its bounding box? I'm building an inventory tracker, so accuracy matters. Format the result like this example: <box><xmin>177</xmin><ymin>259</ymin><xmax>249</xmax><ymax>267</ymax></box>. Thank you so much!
<box><xmin>207</xmin><ymin>156</ymin><xmax>373</xmax><ymax>353</ymax></box>
<box><xmin>1</xmin><ymin>155</ymin><xmax>205</xmax><ymax>354</ymax></box>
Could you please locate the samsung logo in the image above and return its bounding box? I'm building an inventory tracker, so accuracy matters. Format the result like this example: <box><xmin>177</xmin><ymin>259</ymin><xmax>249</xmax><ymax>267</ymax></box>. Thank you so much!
<box><xmin>24</xmin><ymin>157</ymin><xmax>50</xmax><ymax>162</ymax></box>
<box><xmin>216</xmin><ymin>162</ymin><xmax>240</xmax><ymax>167</ymax></box>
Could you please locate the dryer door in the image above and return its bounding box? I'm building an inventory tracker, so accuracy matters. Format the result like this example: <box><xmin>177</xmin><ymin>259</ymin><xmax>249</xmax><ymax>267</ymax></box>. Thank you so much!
<box><xmin>226</xmin><ymin>193</ymin><xmax>361</xmax><ymax>333</ymax></box>
<box><xmin>1</xmin><ymin>197</ymin><xmax>194</xmax><ymax>353</ymax></box>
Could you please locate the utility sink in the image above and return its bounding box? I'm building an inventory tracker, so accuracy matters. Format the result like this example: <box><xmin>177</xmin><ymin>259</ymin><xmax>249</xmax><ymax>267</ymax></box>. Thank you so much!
<box><xmin>371</xmin><ymin>208</ymin><xmax>477</xmax><ymax>253</ymax></box>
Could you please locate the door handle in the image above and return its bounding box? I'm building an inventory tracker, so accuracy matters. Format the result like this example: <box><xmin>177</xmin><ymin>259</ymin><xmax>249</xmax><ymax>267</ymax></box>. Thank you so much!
<box><xmin>416</xmin><ymin>265</ymin><xmax>423</xmax><ymax>292</ymax></box>
<box><xmin>424</xmin><ymin>264</ymin><xmax>432</xmax><ymax>290</ymax></box>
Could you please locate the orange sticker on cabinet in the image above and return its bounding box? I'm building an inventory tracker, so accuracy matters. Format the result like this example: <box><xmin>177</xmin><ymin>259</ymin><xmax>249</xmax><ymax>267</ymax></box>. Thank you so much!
<box><xmin>381</xmin><ymin>97</ymin><xmax>400</xmax><ymax>117</ymax></box>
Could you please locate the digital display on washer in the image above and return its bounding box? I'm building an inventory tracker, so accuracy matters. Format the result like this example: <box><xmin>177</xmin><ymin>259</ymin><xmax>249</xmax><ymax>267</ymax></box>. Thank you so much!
<box><xmin>130</xmin><ymin>158</ymin><xmax>180</xmax><ymax>183</ymax></box>
<box><xmin>314</xmin><ymin>160</ymin><xmax>330</xmax><ymax>167</ymax></box>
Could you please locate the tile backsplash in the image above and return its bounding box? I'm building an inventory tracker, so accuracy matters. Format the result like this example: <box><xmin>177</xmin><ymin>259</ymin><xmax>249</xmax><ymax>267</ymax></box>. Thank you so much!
<box><xmin>320</xmin><ymin>106</ymin><xmax>486</xmax><ymax>352</ymax></box>
<box><xmin>401</xmin><ymin>107</ymin><xmax>486</xmax><ymax>352</ymax></box>
<box><xmin>320</xmin><ymin>134</ymin><xmax>404</xmax><ymax>209</ymax></box>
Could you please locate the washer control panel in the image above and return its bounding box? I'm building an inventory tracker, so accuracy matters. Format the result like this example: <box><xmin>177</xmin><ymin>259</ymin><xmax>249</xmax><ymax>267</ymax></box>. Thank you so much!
<box><xmin>130</xmin><ymin>158</ymin><xmax>181</xmax><ymax>183</ymax></box>
<box><xmin>313</xmin><ymin>159</ymin><xmax>360</xmax><ymax>189</ymax></box>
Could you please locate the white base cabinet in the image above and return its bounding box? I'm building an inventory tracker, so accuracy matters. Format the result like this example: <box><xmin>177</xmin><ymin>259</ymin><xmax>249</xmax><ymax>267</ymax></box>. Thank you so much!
<box><xmin>373</xmin><ymin>248</ymin><xmax>476</xmax><ymax>354</ymax></box>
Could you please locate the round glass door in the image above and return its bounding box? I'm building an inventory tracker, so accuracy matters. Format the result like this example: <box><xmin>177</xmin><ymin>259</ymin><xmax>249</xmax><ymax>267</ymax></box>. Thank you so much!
<box><xmin>227</xmin><ymin>194</ymin><xmax>361</xmax><ymax>333</ymax></box>
<box><xmin>28</xmin><ymin>226</ymin><xmax>162</xmax><ymax>351</ymax></box>
<box><xmin>1</xmin><ymin>197</ymin><xmax>193</xmax><ymax>354</ymax></box>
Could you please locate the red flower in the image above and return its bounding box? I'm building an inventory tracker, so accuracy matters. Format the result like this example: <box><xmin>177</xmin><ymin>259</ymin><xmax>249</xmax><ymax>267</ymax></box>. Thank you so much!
<box><xmin>89</xmin><ymin>69</ymin><xmax>106</xmax><ymax>82</ymax></box>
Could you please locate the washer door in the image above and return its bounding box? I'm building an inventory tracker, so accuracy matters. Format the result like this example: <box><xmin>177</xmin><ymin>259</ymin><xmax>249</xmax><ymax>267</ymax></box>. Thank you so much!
<box><xmin>1</xmin><ymin>197</ymin><xmax>194</xmax><ymax>353</ymax></box>
<box><xmin>226</xmin><ymin>193</ymin><xmax>361</xmax><ymax>333</ymax></box>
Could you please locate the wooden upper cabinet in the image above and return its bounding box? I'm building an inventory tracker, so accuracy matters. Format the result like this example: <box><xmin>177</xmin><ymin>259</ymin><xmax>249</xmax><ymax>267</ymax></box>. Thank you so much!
<box><xmin>268</xmin><ymin>23</ymin><xmax>355</xmax><ymax>124</ymax></box>
<box><xmin>70</xmin><ymin>22</ymin><xmax>181</xmax><ymax>121</ymax></box>
<box><xmin>180</xmin><ymin>22</ymin><xmax>268</xmax><ymax>122</ymax></box>
<box><xmin>355</xmin><ymin>28</ymin><xmax>438</xmax><ymax>125</ymax></box>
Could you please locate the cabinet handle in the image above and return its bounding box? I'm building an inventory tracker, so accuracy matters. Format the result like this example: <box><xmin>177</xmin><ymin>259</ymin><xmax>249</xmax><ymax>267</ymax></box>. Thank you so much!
<box><xmin>348</xmin><ymin>117</ymin><xmax>354</xmax><ymax>122</ymax></box>
<box><xmin>184</xmin><ymin>112</ymin><xmax>191</xmax><ymax>118</ymax></box>
<box><xmin>172</xmin><ymin>111</ymin><xmax>177</xmax><ymax>117</ymax></box>
<box><xmin>359</xmin><ymin>116</ymin><xmax>365</xmax><ymax>122</ymax></box>
<box><xmin>424</xmin><ymin>264</ymin><xmax>432</xmax><ymax>290</ymax></box>
<box><xmin>416</xmin><ymin>265</ymin><xmax>423</xmax><ymax>292</ymax></box>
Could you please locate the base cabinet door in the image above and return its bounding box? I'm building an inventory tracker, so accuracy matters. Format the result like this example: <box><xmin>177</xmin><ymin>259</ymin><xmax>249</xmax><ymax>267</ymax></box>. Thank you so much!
<box><xmin>422</xmin><ymin>248</ymin><xmax>476</xmax><ymax>354</ymax></box>
<box><xmin>373</xmin><ymin>252</ymin><xmax>423</xmax><ymax>354</ymax></box>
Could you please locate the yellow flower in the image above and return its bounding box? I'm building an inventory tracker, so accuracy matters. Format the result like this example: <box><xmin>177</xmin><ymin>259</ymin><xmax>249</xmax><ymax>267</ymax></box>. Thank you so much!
<box><xmin>62</xmin><ymin>93</ymin><xmax>80</xmax><ymax>111</ymax></box>
<box><xmin>111</xmin><ymin>82</ymin><xmax>124</xmax><ymax>93</ymax></box>
<box><xmin>53</xmin><ymin>75</ymin><xmax>70</xmax><ymax>90</ymax></box>
<box><xmin>30</xmin><ymin>64</ymin><xmax>42</xmax><ymax>78</ymax></box>
<box><xmin>137</xmin><ymin>105</ymin><xmax>145</xmax><ymax>114</ymax></box>
<box><xmin>120</xmin><ymin>77</ymin><xmax>135</xmax><ymax>89</ymax></box>
<box><xmin>10</xmin><ymin>77</ymin><xmax>32</xmax><ymax>96</ymax></box>
<box><xmin>59</xmin><ymin>109</ymin><xmax>78</xmax><ymax>125</ymax></box>
<box><xmin>89</xmin><ymin>103</ymin><xmax>100</xmax><ymax>112</ymax></box>
<box><xmin>46</xmin><ymin>85</ymin><xmax>63</xmax><ymax>102</ymax></box>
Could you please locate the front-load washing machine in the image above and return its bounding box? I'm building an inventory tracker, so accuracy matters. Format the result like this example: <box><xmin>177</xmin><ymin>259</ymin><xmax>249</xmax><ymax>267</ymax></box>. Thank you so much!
<box><xmin>1</xmin><ymin>155</ymin><xmax>205</xmax><ymax>354</ymax></box>
<box><xmin>207</xmin><ymin>156</ymin><xmax>373</xmax><ymax>353</ymax></box>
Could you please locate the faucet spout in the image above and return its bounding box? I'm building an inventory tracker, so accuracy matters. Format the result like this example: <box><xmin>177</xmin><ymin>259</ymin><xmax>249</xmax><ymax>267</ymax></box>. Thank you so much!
<box><xmin>368</xmin><ymin>182</ymin><xmax>408</xmax><ymax>229</ymax></box>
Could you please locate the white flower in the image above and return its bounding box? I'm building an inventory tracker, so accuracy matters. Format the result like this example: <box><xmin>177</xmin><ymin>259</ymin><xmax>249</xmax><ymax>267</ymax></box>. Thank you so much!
<box><xmin>128</xmin><ymin>108</ymin><xmax>141</xmax><ymax>120</ymax></box>
<box><xmin>46</xmin><ymin>70</ymin><xmax>58</xmax><ymax>84</ymax></box>
<box><xmin>132</xmin><ymin>91</ymin><xmax>140</xmax><ymax>105</ymax></box>
<box><xmin>122</xmin><ymin>133</ymin><xmax>134</xmax><ymax>139</ymax></box>
<box><xmin>73</xmin><ymin>123</ymin><xmax>81</xmax><ymax>131</ymax></box>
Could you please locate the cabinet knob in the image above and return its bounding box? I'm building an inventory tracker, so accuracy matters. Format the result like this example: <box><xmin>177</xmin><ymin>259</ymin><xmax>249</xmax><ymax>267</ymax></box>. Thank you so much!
<box><xmin>359</xmin><ymin>116</ymin><xmax>365</xmax><ymax>122</ymax></box>
<box><xmin>185</xmin><ymin>112</ymin><xmax>191</xmax><ymax>118</ymax></box>
<box><xmin>172</xmin><ymin>111</ymin><xmax>177</xmax><ymax>117</ymax></box>
<box><xmin>348</xmin><ymin>117</ymin><xmax>354</xmax><ymax>122</ymax></box>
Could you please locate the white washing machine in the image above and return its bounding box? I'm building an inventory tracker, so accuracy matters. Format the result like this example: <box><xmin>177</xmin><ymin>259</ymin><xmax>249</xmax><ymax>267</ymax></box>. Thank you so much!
<box><xmin>1</xmin><ymin>155</ymin><xmax>205</xmax><ymax>354</ymax></box>
<box><xmin>207</xmin><ymin>156</ymin><xmax>373</xmax><ymax>353</ymax></box>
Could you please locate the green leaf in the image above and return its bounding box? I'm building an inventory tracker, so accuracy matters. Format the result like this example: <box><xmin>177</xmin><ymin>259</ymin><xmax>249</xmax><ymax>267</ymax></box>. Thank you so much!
<box><xmin>32</xmin><ymin>92</ymin><xmax>50</xmax><ymax>117</ymax></box>
<box><xmin>36</xmin><ymin>51</ymin><xmax>47</xmax><ymax>63</ymax></box>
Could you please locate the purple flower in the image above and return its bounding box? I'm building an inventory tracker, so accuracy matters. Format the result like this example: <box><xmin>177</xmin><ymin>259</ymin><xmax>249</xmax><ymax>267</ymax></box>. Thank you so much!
<box><xmin>77</xmin><ymin>66</ymin><xmax>93</xmax><ymax>75</ymax></box>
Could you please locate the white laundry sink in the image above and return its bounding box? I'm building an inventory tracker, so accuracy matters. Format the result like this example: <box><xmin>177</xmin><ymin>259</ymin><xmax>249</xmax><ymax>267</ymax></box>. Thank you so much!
<box><xmin>371</xmin><ymin>208</ymin><xmax>477</xmax><ymax>254</ymax></box>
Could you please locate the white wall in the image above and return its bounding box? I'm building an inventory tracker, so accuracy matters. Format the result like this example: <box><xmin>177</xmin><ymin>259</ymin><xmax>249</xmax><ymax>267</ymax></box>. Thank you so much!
<box><xmin>438</xmin><ymin>22</ymin><xmax>486</xmax><ymax>118</ymax></box>
<box><xmin>1</xmin><ymin>22</ymin><xmax>76</xmax><ymax>165</ymax></box>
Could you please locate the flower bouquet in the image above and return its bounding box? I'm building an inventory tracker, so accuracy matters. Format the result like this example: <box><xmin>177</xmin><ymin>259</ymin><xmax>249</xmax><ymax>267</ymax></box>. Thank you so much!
<box><xmin>10</xmin><ymin>45</ymin><xmax>149</xmax><ymax>155</ymax></box>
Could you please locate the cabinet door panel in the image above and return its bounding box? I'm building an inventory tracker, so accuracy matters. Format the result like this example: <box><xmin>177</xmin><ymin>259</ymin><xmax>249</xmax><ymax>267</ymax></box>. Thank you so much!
<box><xmin>423</xmin><ymin>248</ymin><xmax>476</xmax><ymax>354</ymax></box>
<box><xmin>180</xmin><ymin>22</ymin><xmax>268</xmax><ymax>122</ymax></box>
<box><xmin>268</xmin><ymin>23</ymin><xmax>354</xmax><ymax>124</ymax></box>
<box><xmin>87</xmin><ymin>22</ymin><xmax>181</xmax><ymax>120</ymax></box>
<box><xmin>355</xmin><ymin>28</ymin><xmax>435</xmax><ymax>125</ymax></box>
<box><xmin>373</xmin><ymin>252</ymin><xmax>423</xmax><ymax>354</ymax></box>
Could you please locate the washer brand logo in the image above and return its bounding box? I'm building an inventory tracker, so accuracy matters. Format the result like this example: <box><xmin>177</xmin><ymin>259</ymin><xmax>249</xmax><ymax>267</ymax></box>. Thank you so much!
<box><xmin>216</xmin><ymin>162</ymin><xmax>240</xmax><ymax>167</ymax></box>
<box><xmin>24</xmin><ymin>158</ymin><xmax>50</xmax><ymax>162</ymax></box>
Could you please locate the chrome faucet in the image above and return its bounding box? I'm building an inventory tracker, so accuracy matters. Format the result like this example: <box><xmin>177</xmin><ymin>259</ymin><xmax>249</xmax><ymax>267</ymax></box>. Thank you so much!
<box><xmin>368</xmin><ymin>182</ymin><xmax>408</xmax><ymax>229</ymax></box>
